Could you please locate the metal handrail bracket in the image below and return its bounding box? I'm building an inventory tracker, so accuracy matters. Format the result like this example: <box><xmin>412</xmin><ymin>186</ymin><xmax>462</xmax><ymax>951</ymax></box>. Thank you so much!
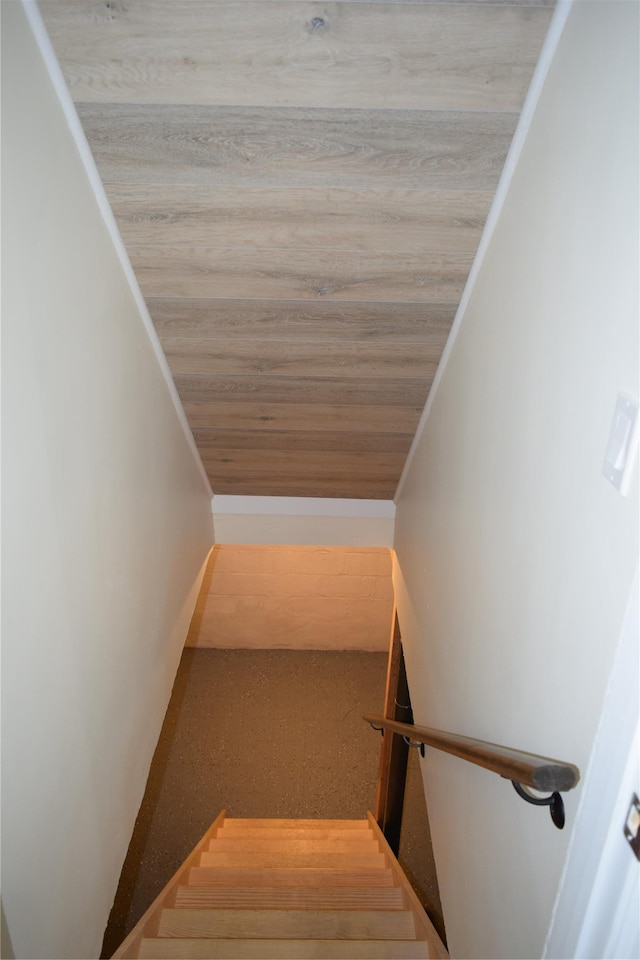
<box><xmin>364</xmin><ymin>713</ymin><xmax>579</xmax><ymax>829</ymax></box>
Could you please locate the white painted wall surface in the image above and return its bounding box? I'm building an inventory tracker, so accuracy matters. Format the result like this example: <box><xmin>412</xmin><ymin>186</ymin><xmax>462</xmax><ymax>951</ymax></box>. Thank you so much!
<box><xmin>392</xmin><ymin>2</ymin><xmax>639</xmax><ymax>958</ymax></box>
<box><xmin>213</xmin><ymin>496</ymin><xmax>396</xmax><ymax>547</ymax></box>
<box><xmin>544</xmin><ymin>572</ymin><xmax>639</xmax><ymax>959</ymax></box>
<box><xmin>1</xmin><ymin>5</ymin><xmax>215</xmax><ymax>958</ymax></box>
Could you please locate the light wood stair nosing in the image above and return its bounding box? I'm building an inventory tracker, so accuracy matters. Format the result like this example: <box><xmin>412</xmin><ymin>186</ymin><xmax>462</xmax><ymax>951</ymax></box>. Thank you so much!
<box><xmin>216</xmin><ymin>826</ymin><xmax>377</xmax><ymax>840</ymax></box>
<box><xmin>199</xmin><ymin>850</ymin><xmax>387</xmax><ymax>869</ymax></box>
<box><xmin>221</xmin><ymin>819</ymin><xmax>370</xmax><ymax>830</ymax></box>
<box><xmin>156</xmin><ymin>907</ymin><xmax>418</xmax><ymax>940</ymax></box>
<box><xmin>187</xmin><ymin>865</ymin><xmax>397</xmax><ymax>887</ymax></box>
<box><xmin>138</xmin><ymin>937</ymin><xmax>432</xmax><ymax>959</ymax></box>
<box><xmin>207</xmin><ymin>836</ymin><xmax>381</xmax><ymax>853</ymax></box>
<box><xmin>174</xmin><ymin>883</ymin><xmax>406</xmax><ymax>910</ymax></box>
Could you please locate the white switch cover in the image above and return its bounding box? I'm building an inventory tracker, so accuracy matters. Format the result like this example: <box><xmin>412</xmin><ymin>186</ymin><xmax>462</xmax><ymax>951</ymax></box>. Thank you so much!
<box><xmin>603</xmin><ymin>394</ymin><xmax>639</xmax><ymax>495</ymax></box>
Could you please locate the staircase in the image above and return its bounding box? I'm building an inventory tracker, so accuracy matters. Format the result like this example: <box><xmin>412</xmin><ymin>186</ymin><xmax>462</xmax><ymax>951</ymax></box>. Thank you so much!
<box><xmin>113</xmin><ymin>811</ymin><xmax>448</xmax><ymax>959</ymax></box>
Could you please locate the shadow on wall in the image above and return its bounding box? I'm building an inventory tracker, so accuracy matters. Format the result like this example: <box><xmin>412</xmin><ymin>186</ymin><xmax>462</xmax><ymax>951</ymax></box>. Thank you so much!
<box><xmin>400</xmin><ymin>748</ymin><xmax>447</xmax><ymax>947</ymax></box>
<box><xmin>1</xmin><ymin>901</ymin><xmax>16</xmax><ymax>960</ymax></box>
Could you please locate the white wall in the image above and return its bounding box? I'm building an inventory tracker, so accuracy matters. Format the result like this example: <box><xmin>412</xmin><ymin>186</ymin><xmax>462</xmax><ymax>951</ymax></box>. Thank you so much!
<box><xmin>1</xmin><ymin>5</ymin><xmax>215</xmax><ymax>958</ymax></box>
<box><xmin>393</xmin><ymin>2</ymin><xmax>639</xmax><ymax>958</ymax></box>
<box><xmin>212</xmin><ymin>496</ymin><xmax>395</xmax><ymax>547</ymax></box>
<box><xmin>544</xmin><ymin>571</ymin><xmax>639</xmax><ymax>958</ymax></box>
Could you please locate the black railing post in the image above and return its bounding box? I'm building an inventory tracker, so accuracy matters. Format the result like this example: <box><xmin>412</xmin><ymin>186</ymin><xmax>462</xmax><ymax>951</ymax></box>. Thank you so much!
<box><xmin>379</xmin><ymin>647</ymin><xmax>412</xmax><ymax>855</ymax></box>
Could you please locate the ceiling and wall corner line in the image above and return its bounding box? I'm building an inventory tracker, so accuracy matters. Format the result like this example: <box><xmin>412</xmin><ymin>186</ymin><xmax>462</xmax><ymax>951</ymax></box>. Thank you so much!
<box><xmin>20</xmin><ymin>0</ymin><xmax>213</xmax><ymax>501</ymax></box>
<box><xmin>393</xmin><ymin>0</ymin><xmax>574</xmax><ymax>507</ymax></box>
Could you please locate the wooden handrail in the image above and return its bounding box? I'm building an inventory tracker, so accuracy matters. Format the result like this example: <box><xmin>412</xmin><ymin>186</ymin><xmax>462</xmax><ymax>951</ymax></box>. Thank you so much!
<box><xmin>364</xmin><ymin>715</ymin><xmax>579</xmax><ymax>793</ymax></box>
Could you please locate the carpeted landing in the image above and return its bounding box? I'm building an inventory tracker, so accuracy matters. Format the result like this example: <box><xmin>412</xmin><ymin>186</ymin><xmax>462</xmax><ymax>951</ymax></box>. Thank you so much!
<box><xmin>101</xmin><ymin>648</ymin><xmax>445</xmax><ymax>957</ymax></box>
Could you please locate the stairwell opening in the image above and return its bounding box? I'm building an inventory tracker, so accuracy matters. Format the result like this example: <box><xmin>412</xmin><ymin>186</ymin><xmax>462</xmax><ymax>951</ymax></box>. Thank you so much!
<box><xmin>101</xmin><ymin>544</ymin><xmax>444</xmax><ymax>957</ymax></box>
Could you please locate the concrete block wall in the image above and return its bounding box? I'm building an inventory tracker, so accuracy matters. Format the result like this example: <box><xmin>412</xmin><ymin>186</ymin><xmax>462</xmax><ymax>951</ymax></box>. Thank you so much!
<box><xmin>186</xmin><ymin>545</ymin><xmax>394</xmax><ymax>650</ymax></box>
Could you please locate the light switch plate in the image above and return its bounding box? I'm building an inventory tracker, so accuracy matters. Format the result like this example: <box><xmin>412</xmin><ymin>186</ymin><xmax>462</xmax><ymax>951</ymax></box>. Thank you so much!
<box><xmin>603</xmin><ymin>394</ymin><xmax>639</xmax><ymax>495</ymax></box>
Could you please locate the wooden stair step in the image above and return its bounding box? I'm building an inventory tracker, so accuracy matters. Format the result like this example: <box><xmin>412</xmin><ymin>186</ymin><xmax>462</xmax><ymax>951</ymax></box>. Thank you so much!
<box><xmin>368</xmin><ymin>813</ymin><xmax>449</xmax><ymax>960</ymax></box>
<box><xmin>175</xmin><ymin>884</ymin><xmax>405</xmax><ymax>910</ymax></box>
<box><xmin>110</xmin><ymin>812</ymin><xmax>448</xmax><ymax>960</ymax></box>
<box><xmin>208</xmin><ymin>837</ymin><xmax>380</xmax><ymax>854</ymax></box>
<box><xmin>221</xmin><ymin>819</ymin><xmax>370</xmax><ymax>830</ymax></box>
<box><xmin>216</xmin><ymin>827</ymin><xmax>377</xmax><ymax>841</ymax></box>
<box><xmin>139</xmin><ymin>937</ymin><xmax>432</xmax><ymax>959</ymax></box>
<box><xmin>199</xmin><ymin>850</ymin><xmax>386</xmax><ymax>869</ymax></box>
<box><xmin>187</xmin><ymin>866</ymin><xmax>396</xmax><ymax>887</ymax></box>
<box><xmin>157</xmin><ymin>908</ymin><xmax>417</xmax><ymax>940</ymax></box>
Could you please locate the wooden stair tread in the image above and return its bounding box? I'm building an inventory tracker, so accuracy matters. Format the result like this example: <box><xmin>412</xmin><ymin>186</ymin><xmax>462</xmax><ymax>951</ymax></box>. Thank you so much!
<box><xmin>157</xmin><ymin>908</ymin><xmax>417</xmax><ymax>940</ymax></box>
<box><xmin>188</xmin><ymin>866</ymin><xmax>396</xmax><ymax>887</ymax></box>
<box><xmin>217</xmin><ymin>827</ymin><xmax>376</xmax><ymax>841</ymax></box>
<box><xmin>139</xmin><ymin>938</ymin><xmax>432</xmax><ymax>959</ymax></box>
<box><xmin>175</xmin><ymin>884</ymin><xmax>405</xmax><ymax>910</ymax></box>
<box><xmin>110</xmin><ymin>813</ymin><xmax>447</xmax><ymax>960</ymax></box>
<box><xmin>222</xmin><ymin>819</ymin><xmax>370</xmax><ymax>830</ymax></box>
<box><xmin>199</xmin><ymin>850</ymin><xmax>387</xmax><ymax>869</ymax></box>
<box><xmin>208</xmin><ymin>837</ymin><xmax>380</xmax><ymax>854</ymax></box>
<box><xmin>368</xmin><ymin>814</ymin><xmax>449</xmax><ymax>960</ymax></box>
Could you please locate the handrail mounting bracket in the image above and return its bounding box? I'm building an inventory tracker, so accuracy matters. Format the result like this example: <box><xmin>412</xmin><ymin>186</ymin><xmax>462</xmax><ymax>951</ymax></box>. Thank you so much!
<box><xmin>511</xmin><ymin>780</ymin><xmax>565</xmax><ymax>829</ymax></box>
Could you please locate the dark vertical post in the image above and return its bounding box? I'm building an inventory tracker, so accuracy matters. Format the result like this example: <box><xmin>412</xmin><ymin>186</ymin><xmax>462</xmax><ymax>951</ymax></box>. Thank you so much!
<box><xmin>375</xmin><ymin>611</ymin><xmax>413</xmax><ymax>855</ymax></box>
<box><xmin>374</xmin><ymin>611</ymin><xmax>402</xmax><ymax>822</ymax></box>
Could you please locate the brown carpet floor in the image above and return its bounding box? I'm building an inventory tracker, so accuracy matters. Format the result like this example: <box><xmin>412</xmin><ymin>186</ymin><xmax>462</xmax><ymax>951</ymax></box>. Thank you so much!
<box><xmin>101</xmin><ymin>648</ymin><xmax>445</xmax><ymax>957</ymax></box>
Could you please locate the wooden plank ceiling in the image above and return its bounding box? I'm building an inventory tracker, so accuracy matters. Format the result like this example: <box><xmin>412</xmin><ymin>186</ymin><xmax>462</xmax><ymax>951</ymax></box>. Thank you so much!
<box><xmin>40</xmin><ymin>0</ymin><xmax>554</xmax><ymax>499</ymax></box>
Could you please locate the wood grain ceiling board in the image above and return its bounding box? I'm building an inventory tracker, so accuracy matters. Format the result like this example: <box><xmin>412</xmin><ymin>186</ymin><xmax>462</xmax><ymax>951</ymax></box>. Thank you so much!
<box><xmin>39</xmin><ymin>0</ymin><xmax>554</xmax><ymax>499</ymax></box>
<box><xmin>197</xmin><ymin>449</ymin><xmax>406</xmax><ymax>499</ymax></box>
<box><xmin>160</xmin><ymin>339</ymin><xmax>444</xmax><ymax>378</ymax></box>
<box><xmin>181</xmin><ymin>403</ymin><xmax>424</xmax><ymax>433</ymax></box>
<box><xmin>191</xmin><ymin>428</ymin><xmax>414</xmax><ymax>454</ymax></box>
<box><xmin>109</xmin><ymin>187</ymin><xmax>493</xmax><ymax>253</ymax></box>
<box><xmin>173</xmin><ymin>375</ymin><xmax>433</xmax><ymax>407</ymax></box>
<box><xmin>40</xmin><ymin>1</ymin><xmax>553</xmax><ymax>111</ymax></box>
<box><xmin>149</xmin><ymin>300</ymin><xmax>455</xmax><ymax>342</ymax></box>
<box><xmin>74</xmin><ymin>105</ymin><xmax>519</xmax><ymax>190</ymax></box>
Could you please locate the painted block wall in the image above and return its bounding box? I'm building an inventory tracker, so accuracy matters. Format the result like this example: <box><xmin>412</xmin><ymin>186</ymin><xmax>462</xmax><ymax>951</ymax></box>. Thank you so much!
<box><xmin>1</xmin><ymin>6</ymin><xmax>214</xmax><ymax>958</ymax></box>
<box><xmin>187</xmin><ymin>545</ymin><xmax>393</xmax><ymax>650</ymax></box>
<box><xmin>393</xmin><ymin>2</ymin><xmax>638</xmax><ymax>958</ymax></box>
